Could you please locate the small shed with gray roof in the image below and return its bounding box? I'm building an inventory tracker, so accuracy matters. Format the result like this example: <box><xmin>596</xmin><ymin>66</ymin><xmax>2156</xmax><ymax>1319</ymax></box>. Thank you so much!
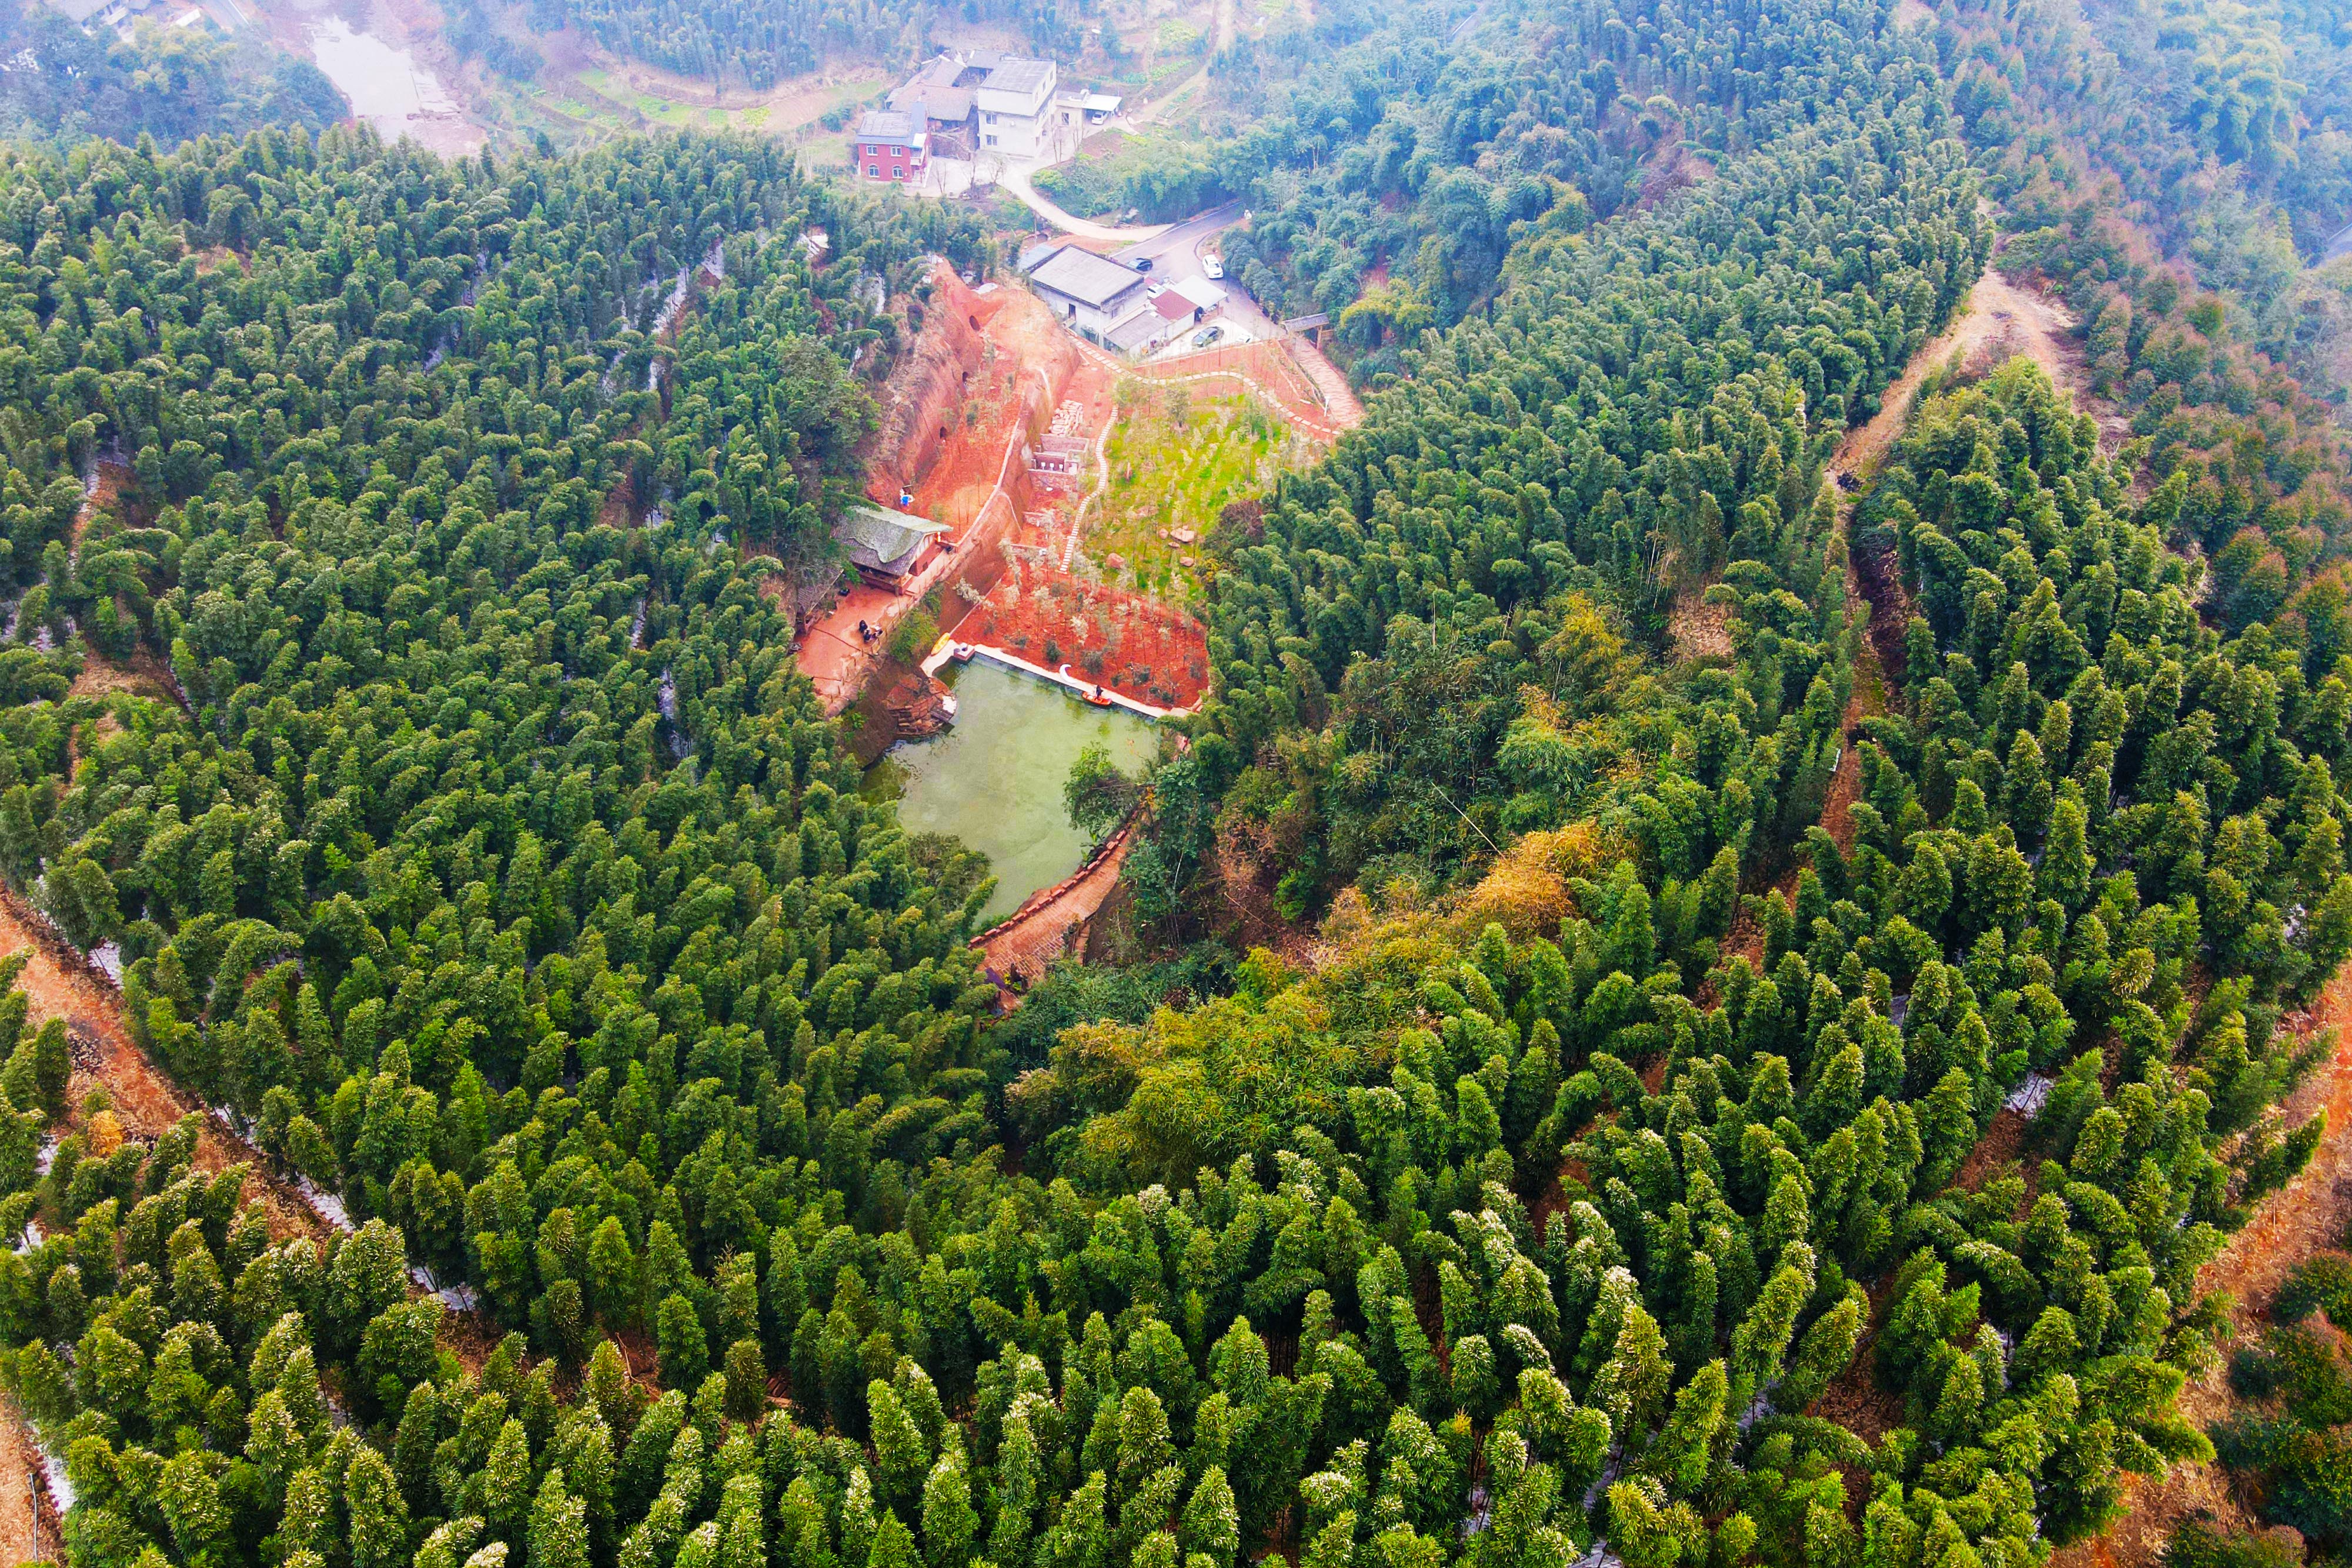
<box><xmin>836</xmin><ymin>504</ymin><xmax>952</xmax><ymax>587</ymax></box>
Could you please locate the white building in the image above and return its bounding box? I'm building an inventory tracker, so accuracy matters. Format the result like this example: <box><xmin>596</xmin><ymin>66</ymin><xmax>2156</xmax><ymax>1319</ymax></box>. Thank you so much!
<box><xmin>46</xmin><ymin>0</ymin><xmax>161</xmax><ymax>30</ymax></box>
<box><xmin>1025</xmin><ymin>245</ymin><xmax>1150</xmax><ymax>340</ymax></box>
<box><xmin>1021</xmin><ymin>245</ymin><xmax>1188</xmax><ymax>359</ymax></box>
<box><xmin>976</xmin><ymin>56</ymin><xmax>1061</xmax><ymax>158</ymax></box>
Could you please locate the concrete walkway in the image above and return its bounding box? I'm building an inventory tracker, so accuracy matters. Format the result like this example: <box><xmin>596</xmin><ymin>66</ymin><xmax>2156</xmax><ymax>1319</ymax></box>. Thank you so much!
<box><xmin>975</xmin><ymin>811</ymin><xmax>1144</xmax><ymax>985</ymax></box>
<box><xmin>1287</xmin><ymin>333</ymin><xmax>1365</xmax><ymax>426</ymax></box>
<box><xmin>923</xmin><ymin>638</ymin><xmax>1193</xmax><ymax>720</ymax></box>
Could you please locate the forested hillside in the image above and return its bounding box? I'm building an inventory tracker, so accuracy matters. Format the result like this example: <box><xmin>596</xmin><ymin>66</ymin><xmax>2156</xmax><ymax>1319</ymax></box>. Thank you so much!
<box><xmin>1931</xmin><ymin>0</ymin><xmax>2352</xmax><ymax>416</ymax></box>
<box><xmin>516</xmin><ymin>0</ymin><xmax>1100</xmax><ymax>93</ymax></box>
<box><xmin>0</xmin><ymin>0</ymin><xmax>2347</xmax><ymax>1566</ymax></box>
<box><xmin>0</xmin><ymin>8</ymin><xmax>348</xmax><ymax>149</ymax></box>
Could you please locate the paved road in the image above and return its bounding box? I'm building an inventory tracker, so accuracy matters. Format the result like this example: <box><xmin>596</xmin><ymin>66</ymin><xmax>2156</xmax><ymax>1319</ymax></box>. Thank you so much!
<box><xmin>2321</xmin><ymin>218</ymin><xmax>2352</xmax><ymax>266</ymax></box>
<box><xmin>1007</xmin><ymin>173</ymin><xmax>1283</xmax><ymax>352</ymax></box>
<box><xmin>1110</xmin><ymin>201</ymin><xmax>1242</xmax><ymax>266</ymax></box>
<box><xmin>1104</xmin><ymin>202</ymin><xmax>1284</xmax><ymax>342</ymax></box>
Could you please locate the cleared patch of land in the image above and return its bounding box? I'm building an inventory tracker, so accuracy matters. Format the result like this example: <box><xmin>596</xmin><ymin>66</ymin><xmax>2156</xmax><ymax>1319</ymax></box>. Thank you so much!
<box><xmin>1091</xmin><ymin>385</ymin><xmax>1305</xmax><ymax>599</ymax></box>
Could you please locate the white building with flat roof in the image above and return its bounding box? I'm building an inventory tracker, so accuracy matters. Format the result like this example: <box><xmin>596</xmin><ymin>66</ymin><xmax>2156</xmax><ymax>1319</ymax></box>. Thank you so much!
<box><xmin>976</xmin><ymin>55</ymin><xmax>1062</xmax><ymax>158</ymax></box>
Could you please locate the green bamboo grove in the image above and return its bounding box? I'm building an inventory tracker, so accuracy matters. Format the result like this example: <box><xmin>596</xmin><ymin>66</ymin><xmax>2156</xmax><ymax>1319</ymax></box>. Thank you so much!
<box><xmin>0</xmin><ymin>2</ymin><xmax>2339</xmax><ymax>1568</ymax></box>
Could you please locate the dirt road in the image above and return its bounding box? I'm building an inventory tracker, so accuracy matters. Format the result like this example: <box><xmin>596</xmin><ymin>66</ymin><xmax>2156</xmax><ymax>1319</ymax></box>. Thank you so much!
<box><xmin>1833</xmin><ymin>261</ymin><xmax>2111</xmax><ymax>483</ymax></box>
<box><xmin>998</xmin><ymin>165</ymin><xmax>1170</xmax><ymax>243</ymax></box>
<box><xmin>976</xmin><ymin>812</ymin><xmax>1146</xmax><ymax>985</ymax></box>
<box><xmin>1819</xmin><ymin>245</ymin><xmax>2345</xmax><ymax>1568</ymax></box>
<box><xmin>0</xmin><ymin>893</ymin><xmax>331</xmax><ymax>1244</ymax></box>
<box><xmin>0</xmin><ymin>1388</ymin><xmax>55</xmax><ymax>1563</ymax></box>
<box><xmin>2043</xmin><ymin>962</ymin><xmax>2352</xmax><ymax>1568</ymax></box>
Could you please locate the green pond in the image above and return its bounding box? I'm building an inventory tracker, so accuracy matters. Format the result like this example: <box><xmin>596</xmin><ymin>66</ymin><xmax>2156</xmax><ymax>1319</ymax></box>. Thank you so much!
<box><xmin>862</xmin><ymin>659</ymin><xmax>1157</xmax><ymax>921</ymax></box>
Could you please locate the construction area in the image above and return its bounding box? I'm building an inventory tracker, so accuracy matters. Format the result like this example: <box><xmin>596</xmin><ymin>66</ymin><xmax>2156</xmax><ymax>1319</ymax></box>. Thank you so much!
<box><xmin>787</xmin><ymin>256</ymin><xmax>1357</xmax><ymax>986</ymax></box>
<box><xmin>794</xmin><ymin>258</ymin><xmax>1357</xmax><ymax>718</ymax></box>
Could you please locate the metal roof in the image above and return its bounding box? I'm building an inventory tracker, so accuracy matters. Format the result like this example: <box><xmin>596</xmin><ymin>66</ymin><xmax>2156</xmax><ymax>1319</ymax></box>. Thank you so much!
<box><xmin>836</xmin><ymin>505</ymin><xmax>950</xmax><ymax>576</ymax></box>
<box><xmin>1170</xmin><ymin>275</ymin><xmax>1225</xmax><ymax>309</ymax></box>
<box><xmin>1105</xmin><ymin>310</ymin><xmax>1172</xmax><ymax>352</ymax></box>
<box><xmin>46</xmin><ymin>0</ymin><xmax>112</xmax><ymax>21</ymax></box>
<box><xmin>983</xmin><ymin>58</ymin><xmax>1053</xmax><ymax>95</ymax></box>
<box><xmin>855</xmin><ymin>109</ymin><xmax>923</xmax><ymax>146</ymax></box>
<box><xmin>1028</xmin><ymin>246</ymin><xmax>1148</xmax><ymax>309</ymax></box>
<box><xmin>891</xmin><ymin>82</ymin><xmax>973</xmax><ymax>122</ymax></box>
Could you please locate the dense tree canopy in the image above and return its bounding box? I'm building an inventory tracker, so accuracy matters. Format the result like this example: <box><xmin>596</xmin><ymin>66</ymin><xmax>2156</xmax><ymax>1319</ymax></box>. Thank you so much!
<box><xmin>0</xmin><ymin>5</ymin><xmax>2344</xmax><ymax>1568</ymax></box>
<box><xmin>0</xmin><ymin>10</ymin><xmax>348</xmax><ymax>150</ymax></box>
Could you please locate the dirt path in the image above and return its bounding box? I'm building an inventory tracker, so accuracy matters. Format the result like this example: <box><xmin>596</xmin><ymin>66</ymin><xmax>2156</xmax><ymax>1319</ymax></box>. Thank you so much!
<box><xmin>1134</xmin><ymin>0</ymin><xmax>1229</xmax><ymax>128</ymax></box>
<box><xmin>2042</xmin><ymin>963</ymin><xmax>2352</xmax><ymax>1568</ymax></box>
<box><xmin>1283</xmin><ymin>333</ymin><xmax>1365</xmax><ymax>427</ymax></box>
<box><xmin>1819</xmin><ymin>239</ymin><xmax>2348</xmax><ymax>1568</ymax></box>
<box><xmin>0</xmin><ymin>887</ymin><xmax>502</xmax><ymax>1356</ymax></box>
<box><xmin>1133</xmin><ymin>339</ymin><xmax>1354</xmax><ymax>440</ymax></box>
<box><xmin>1819</xmin><ymin>250</ymin><xmax>2120</xmax><ymax>697</ymax></box>
<box><xmin>997</xmin><ymin>165</ymin><xmax>1170</xmax><ymax>244</ymax></box>
<box><xmin>64</xmin><ymin>464</ymin><xmax>185</xmax><ymax>716</ymax></box>
<box><xmin>1061</xmin><ymin>416</ymin><xmax>1118</xmax><ymax>570</ymax></box>
<box><xmin>1838</xmin><ymin>258</ymin><xmax>2121</xmax><ymax>479</ymax></box>
<box><xmin>0</xmin><ymin>893</ymin><xmax>330</xmax><ymax>1244</ymax></box>
<box><xmin>0</xmin><ymin>1388</ymin><xmax>56</xmax><ymax>1563</ymax></box>
<box><xmin>975</xmin><ymin>812</ymin><xmax>1145</xmax><ymax>986</ymax></box>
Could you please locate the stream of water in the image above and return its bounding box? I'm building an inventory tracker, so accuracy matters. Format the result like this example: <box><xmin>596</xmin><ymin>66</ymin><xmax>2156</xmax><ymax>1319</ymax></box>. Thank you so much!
<box><xmin>863</xmin><ymin>660</ymin><xmax>1157</xmax><ymax>922</ymax></box>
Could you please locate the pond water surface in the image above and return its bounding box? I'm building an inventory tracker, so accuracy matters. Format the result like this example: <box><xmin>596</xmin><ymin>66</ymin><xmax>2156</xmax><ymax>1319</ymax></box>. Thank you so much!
<box><xmin>864</xmin><ymin>659</ymin><xmax>1157</xmax><ymax>922</ymax></box>
<box><xmin>309</xmin><ymin>17</ymin><xmax>475</xmax><ymax>153</ymax></box>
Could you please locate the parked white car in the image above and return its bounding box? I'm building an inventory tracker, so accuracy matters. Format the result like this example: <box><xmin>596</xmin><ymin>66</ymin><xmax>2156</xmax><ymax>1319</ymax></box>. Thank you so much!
<box><xmin>1202</xmin><ymin>256</ymin><xmax>1225</xmax><ymax>279</ymax></box>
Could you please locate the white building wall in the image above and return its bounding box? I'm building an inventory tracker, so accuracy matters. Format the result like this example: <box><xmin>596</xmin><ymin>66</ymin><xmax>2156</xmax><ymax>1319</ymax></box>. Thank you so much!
<box><xmin>977</xmin><ymin>62</ymin><xmax>1060</xmax><ymax>158</ymax></box>
<box><xmin>1030</xmin><ymin>284</ymin><xmax>1149</xmax><ymax>343</ymax></box>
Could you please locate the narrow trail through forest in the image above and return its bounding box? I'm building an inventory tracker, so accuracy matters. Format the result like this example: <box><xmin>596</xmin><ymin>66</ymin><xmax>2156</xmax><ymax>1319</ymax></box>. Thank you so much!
<box><xmin>0</xmin><ymin>881</ymin><xmax>507</xmax><ymax>1550</ymax></box>
<box><xmin>2038</xmin><ymin>963</ymin><xmax>2352</xmax><ymax>1568</ymax></box>
<box><xmin>0</xmin><ymin>1388</ymin><xmax>55</xmax><ymax>1563</ymax></box>
<box><xmin>0</xmin><ymin>890</ymin><xmax>333</xmax><ymax>1245</ymax></box>
<box><xmin>1819</xmin><ymin>255</ymin><xmax>2352</xmax><ymax>1568</ymax></box>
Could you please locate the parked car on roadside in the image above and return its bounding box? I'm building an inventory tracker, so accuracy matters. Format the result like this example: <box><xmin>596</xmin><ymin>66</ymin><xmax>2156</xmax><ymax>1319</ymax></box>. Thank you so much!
<box><xmin>1202</xmin><ymin>256</ymin><xmax>1224</xmax><ymax>279</ymax></box>
<box><xmin>1132</xmin><ymin>256</ymin><xmax>1154</xmax><ymax>272</ymax></box>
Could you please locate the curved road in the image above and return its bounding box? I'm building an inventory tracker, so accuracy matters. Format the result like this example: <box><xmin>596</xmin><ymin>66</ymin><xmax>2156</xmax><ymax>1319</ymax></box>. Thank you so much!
<box><xmin>998</xmin><ymin>164</ymin><xmax>1170</xmax><ymax>243</ymax></box>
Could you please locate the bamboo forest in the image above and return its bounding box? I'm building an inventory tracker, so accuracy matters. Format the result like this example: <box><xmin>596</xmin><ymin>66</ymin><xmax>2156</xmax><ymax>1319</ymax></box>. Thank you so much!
<box><xmin>0</xmin><ymin>3</ymin><xmax>2350</xmax><ymax>1568</ymax></box>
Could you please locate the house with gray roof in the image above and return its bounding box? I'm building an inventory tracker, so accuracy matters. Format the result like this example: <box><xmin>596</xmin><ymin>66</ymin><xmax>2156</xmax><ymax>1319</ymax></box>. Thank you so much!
<box><xmin>854</xmin><ymin>108</ymin><xmax>927</xmax><ymax>184</ymax></box>
<box><xmin>836</xmin><ymin>504</ymin><xmax>952</xmax><ymax>588</ymax></box>
<box><xmin>1021</xmin><ymin>244</ymin><xmax>1158</xmax><ymax>352</ymax></box>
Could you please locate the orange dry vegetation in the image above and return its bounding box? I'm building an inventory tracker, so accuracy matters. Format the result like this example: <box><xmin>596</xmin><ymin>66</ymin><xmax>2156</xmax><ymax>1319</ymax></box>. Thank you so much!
<box><xmin>1455</xmin><ymin>821</ymin><xmax>1628</xmax><ymax>938</ymax></box>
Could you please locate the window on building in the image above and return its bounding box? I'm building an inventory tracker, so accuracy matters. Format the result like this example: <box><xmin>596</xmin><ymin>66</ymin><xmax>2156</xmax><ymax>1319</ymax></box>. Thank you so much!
<box><xmin>893</xmin><ymin>168</ymin><xmax>904</xmax><ymax>179</ymax></box>
<box><xmin>867</xmin><ymin>164</ymin><xmax>879</xmax><ymax>177</ymax></box>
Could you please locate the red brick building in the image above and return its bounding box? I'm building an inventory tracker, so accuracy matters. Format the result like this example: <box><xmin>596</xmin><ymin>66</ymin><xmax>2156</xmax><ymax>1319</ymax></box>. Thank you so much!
<box><xmin>854</xmin><ymin>110</ymin><xmax>927</xmax><ymax>182</ymax></box>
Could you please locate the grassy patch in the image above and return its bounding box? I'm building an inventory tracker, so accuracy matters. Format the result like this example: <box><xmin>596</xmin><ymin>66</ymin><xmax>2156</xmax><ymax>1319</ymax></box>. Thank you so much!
<box><xmin>798</xmin><ymin>134</ymin><xmax>855</xmax><ymax>175</ymax></box>
<box><xmin>1092</xmin><ymin>386</ymin><xmax>1307</xmax><ymax>599</ymax></box>
<box><xmin>1033</xmin><ymin>131</ymin><xmax>1219</xmax><ymax>220</ymax></box>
